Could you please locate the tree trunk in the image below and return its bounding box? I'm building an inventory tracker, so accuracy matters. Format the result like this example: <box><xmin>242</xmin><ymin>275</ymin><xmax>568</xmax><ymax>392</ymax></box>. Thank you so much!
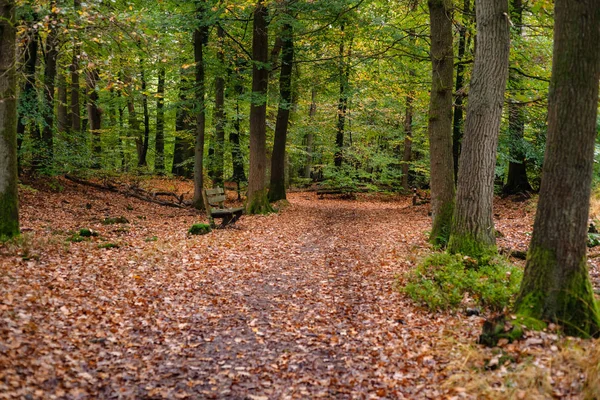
<box><xmin>192</xmin><ymin>9</ymin><xmax>209</xmax><ymax>211</ymax></box>
<box><xmin>70</xmin><ymin>49</ymin><xmax>81</xmax><ymax>134</ymax></box>
<box><xmin>427</xmin><ymin>0</ymin><xmax>455</xmax><ymax>245</ymax></box>
<box><xmin>128</xmin><ymin>95</ymin><xmax>143</xmax><ymax>167</ymax></box>
<box><xmin>57</xmin><ymin>72</ymin><xmax>68</xmax><ymax>134</ymax></box>
<box><xmin>0</xmin><ymin>0</ymin><xmax>19</xmax><ymax>239</ymax></box>
<box><xmin>448</xmin><ymin>0</ymin><xmax>510</xmax><ymax>256</ymax></box>
<box><xmin>334</xmin><ymin>23</ymin><xmax>349</xmax><ymax>168</ymax></box>
<box><xmin>172</xmin><ymin>72</ymin><xmax>193</xmax><ymax>178</ymax></box>
<box><xmin>17</xmin><ymin>22</ymin><xmax>38</xmax><ymax>171</ymax></box>
<box><xmin>402</xmin><ymin>91</ymin><xmax>413</xmax><ymax>191</ymax></box>
<box><xmin>140</xmin><ymin>67</ymin><xmax>150</xmax><ymax>167</ymax></box>
<box><xmin>269</xmin><ymin>22</ymin><xmax>294</xmax><ymax>202</ymax></box>
<box><xmin>513</xmin><ymin>0</ymin><xmax>600</xmax><ymax>337</ymax></box>
<box><xmin>452</xmin><ymin>0</ymin><xmax>470</xmax><ymax>183</ymax></box>
<box><xmin>213</xmin><ymin>25</ymin><xmax>226</xmax><ymax>186</ymax></box>
<box><xmin>230</xmin><ymin>79</ymin><xmax>246</xmax><ymax>187</ymax></box>
<box><xmin>40</xmin><ymin>3</ymin><xmax>59</xmax><ymax>171</ymax></box>
<box><xmin>502</xmin><ymin>0</ymin><xmax>532</xmax><ymax>195</ymax></box>
<box><xmin>303</xmin><ymin>88</ymin><xmax>316</xmax><ymax>179</ymax></box>
<box><xmin>155</xmin><ymin>67</ymin><xmax>166</xmax><ymax>173</ymax></box>
<box><xmin>87</xmin><ymin>69</ymin><xmax>102</xmax><ymax>169</ymax></box>
<box><xmin>246</xmin><ymin>0</ymin><xmax>272</xmax><ymax>214</ymax></box>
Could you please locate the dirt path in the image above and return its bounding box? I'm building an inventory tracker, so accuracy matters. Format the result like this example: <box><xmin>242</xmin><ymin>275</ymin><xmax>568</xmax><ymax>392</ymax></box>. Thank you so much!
<box><xmin>2</xmin><ymin>183</ymin><xmax>495</xmax><ymax>399</ymax></box>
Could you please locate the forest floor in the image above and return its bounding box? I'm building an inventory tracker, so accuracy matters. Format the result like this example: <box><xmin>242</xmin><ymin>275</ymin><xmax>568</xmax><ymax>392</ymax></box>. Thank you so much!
<box><xmin>1</xmin><ymin>177</ymin><xmax>599</xmax><ymax>399</ymax></box>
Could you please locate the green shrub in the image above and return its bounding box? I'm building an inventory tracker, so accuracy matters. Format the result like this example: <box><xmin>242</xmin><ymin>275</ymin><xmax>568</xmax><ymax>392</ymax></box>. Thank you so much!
<box><xmin>188</xmin><ymin>223</ymin><xmax>211</xmax><ymax>235</ymax></box>
<box><xmin>403</xmin><ymin>252</ymin><xmax>523</xmax><ymax>312</ymax></box>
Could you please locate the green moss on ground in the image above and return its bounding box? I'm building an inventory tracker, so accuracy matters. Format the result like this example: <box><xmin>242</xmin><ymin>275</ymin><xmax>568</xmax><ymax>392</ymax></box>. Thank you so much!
<box><xmin>448</xmin><ymin>232</ymin><xmax>497</xmax><ymax>262</ymax></box>
<box><xmin>188</xmin><ymin>223</ymin><xmax>211</xmax><ymax>235</ymax></box>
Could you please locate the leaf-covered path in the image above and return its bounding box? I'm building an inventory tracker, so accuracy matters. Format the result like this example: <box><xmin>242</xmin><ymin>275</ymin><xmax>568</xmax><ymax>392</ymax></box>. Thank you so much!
<box><xmin>2</xmin><ymin>181</ymin><xmax>598</xmax><ymax>399</ymax></box>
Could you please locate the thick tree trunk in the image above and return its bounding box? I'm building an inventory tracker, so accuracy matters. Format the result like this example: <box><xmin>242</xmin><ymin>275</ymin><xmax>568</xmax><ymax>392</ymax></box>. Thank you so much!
<box><xmin>192</xmin><ymin>11</ymin><xmax>209</xmax><ymax>211</ymax></box>
<box><xmin>0</xmin><ymin>0</ymin><xmax>19</xmax><ymax>239</ymax></box>
<box><xmin>155</xmin><ymin>67</ymin><xmax>166</xmax><ymax>173</ymax></box>
<box><xmin>269</xmin><ymin>22</ymin><xmax>294</xmax><ymax>202</ymax></box>
<box><xmin>17</xmin><ymin>23</ymin><xmax>38</xmax><ymax>171</ymax></box>
<box><xmin>213</xmin><ymin>26</ymin><xmax>226</xmax><ymax>186</ymax></box>
<box><xmin>303</xmin><ymin>88</ymin><xmax>316</xmax><ymax>179</ymax></box>
<box><xmin>87</xmin><ymin>69</ymin><xmax>102</xmax><ymax>169</ymax></box>
<box><xmin>513</xmin><ymin>0</ymin><xmax>600</xmax><ymax>337</ymax></box>
<box><xmin>427</xmin><ymin>0</ymin><xmax>455</xmax><ymax>245</ymax></box>
<box><xmin>448</xmin><ymin>0</ymin><xmax>510</xmax><ymax>256</ymax></box>
<box><xmin>246</xmin><ymin>0</ymin><xmax>272</xmax><ymax>214</ymax></box>
<box><xmin>452</xmin><ymin>0</ymin><xmax>470</xmax><ymax>183</ymax></box>
<box><xmin>40</xmin><ymin>4</ymin><xmax>59</xmax><ymax>171</ymax></box>
<box><xmin>502</xmin><ymin>0</ymin><xmax>532</xmax><ymax>195</ymax></box>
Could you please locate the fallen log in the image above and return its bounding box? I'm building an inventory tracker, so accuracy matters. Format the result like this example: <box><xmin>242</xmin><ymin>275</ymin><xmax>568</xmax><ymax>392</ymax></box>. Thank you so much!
<box><xmin>64</xmin><ymin>175</ymin><xmax>187</xmax><ymax>209</ymax></box>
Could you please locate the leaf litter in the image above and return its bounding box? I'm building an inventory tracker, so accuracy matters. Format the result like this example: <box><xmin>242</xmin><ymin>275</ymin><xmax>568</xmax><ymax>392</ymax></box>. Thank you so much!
<box><xmin>1</xmin><ymin>178</ymin><xmax>598</xmax><ymax>399</ymax></box>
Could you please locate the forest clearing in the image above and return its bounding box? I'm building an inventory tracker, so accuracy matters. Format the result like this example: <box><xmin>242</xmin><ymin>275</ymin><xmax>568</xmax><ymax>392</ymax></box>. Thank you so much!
<box><xmin>1</xmin><ymin>178</ymin><xmax>599</xmax><ymax>399</ymax></box>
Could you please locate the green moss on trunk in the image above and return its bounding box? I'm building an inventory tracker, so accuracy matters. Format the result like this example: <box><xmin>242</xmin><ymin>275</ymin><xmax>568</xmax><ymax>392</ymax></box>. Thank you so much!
<box><xmin>246</xmin><ymin>189</ymin><xmax>273</xmax><ymax>215</ymax></box>
<box><xmin>447</xmin><ymin>232</ymin><xmax>497</xmax><ymax>261</ymax></box>
<box><xmin>429</xmin><ymin>201</ymin><xmax>453</xmax><ymax>247</ymax></box>
<box><xmin>514</xmin><ymin>247</ymin><xmax>600</xmax><ymax>338</ymax></box>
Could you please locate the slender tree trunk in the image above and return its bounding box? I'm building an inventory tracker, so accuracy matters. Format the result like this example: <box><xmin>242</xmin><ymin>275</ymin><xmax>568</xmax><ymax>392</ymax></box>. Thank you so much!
<box><xmin>503</xmin><ymin>0</ymin><xmax>532</xmax><ymax>195</ymax></box>
<box><xmin>70</xmin><ymin>50</ymin><xmax>81</xmax><ymax>134</ymax></box>
<box><xmin>427</xmin><ymin>0</ymin><xmax>455</xmax><ymax>245</ymax></box>
<box><xmin>402</xmin><ymin>91</ymin><xmax>413</xmax><ymax>190</ymax></box>
<box><xmin>87</xmin><ymin>69</ymin><xmax>101</xmax><ymax>169</ymax></box>
<box><xmin>246</xmin><ymin>0</ymin><xmax>272</xmax><ymax>214</ymax></box>
<box><xmin>57</xmin><ymin>72</ymin><xmax>68</xmax><ymax>134</ymax></box>
<box><xmin>40</xmin><ymin>3</ymin><xmax>59</xmax><ymax>171</ymax></box>
<box><xmin>155</xmin><ymin>67</ymin><xmax>166</xmax><ymax>173</ymax></box>
<box><xmin>17</xmin><ymin>23</ymin><xmax>38</xmax><ymax>171</ymax></box>
<box><xmin>448</xmin><ymin>0</ymin><xmax>510</xmax><ymax>256</ymax></box>
<box><xmin>230</xmin><ymin>79</ymin><xmax>246</xmax><ymax>187</ymax></box>
<box><xmin>140</xmin><ymin>68</ymin><xmax>150</xmax><ymax>167</ymax></box>
<box><xmin>0</xmin><ymin>0</ymin><xmax>19</xmax><ymax>239</ymax></box>
<box><xmin>269</xmin><ymin>22</ymin><xmax>294</xmax><ymax>202</ymax></box>
<box><xmin>513</xmin><ymin>0</ymin><xmax>600</xmax><ymax>337</ymax></box>
<box><xmin>452</xmin><ymin>0</ymin><xmax>470</xmax><ymax>183</ymax></box>
<box><xmin>334</xmin><ymin>23</ymin><xmax>348</xmax><ymax>168</ymax></box>
<box><xmin>173</xmin><ymin>72</ymin><xmax>193</xmax><ymax>178</ymax></box>
<box><xmin>213</xmin><ymin>26</ymin><xmax>226</xmax><ymax>186</ymax></box>
<box><xmin>117</xmin><ymin>87</ymin><xmax>127</xmax><ymax>171</ymax></box>
<box><xmin>192</xmin><ymin>9</ymin><xmax>209</xmax><ymax>210</ymax></box>
<box><xmin>303</xmin><ymin>88</ymin><xmax>316</xmax><ymax>179</ymax></box>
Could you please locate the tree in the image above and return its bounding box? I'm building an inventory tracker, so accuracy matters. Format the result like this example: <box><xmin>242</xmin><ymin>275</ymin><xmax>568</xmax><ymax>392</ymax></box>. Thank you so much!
<box><xmin>513</xmin><ymin>0</ymin><xmax>600</xmax><ymax>337</ymax></box>
<box><xmin>427</xmin><ymin>0</ymin><xmax>455</xmax><ymax>245</ymax></box>
<box><xmin>269</xmin><ymin>18</ymin><xmax>294</xmax><ymax>202</ymax></box>
<box><xmin>192</xmin><ymin>3</ymin><xmax>209</xmax><ymax>211</ymax></box>
<box><xmin>0</xmin><ymin>0</ymin><xmax>19</xmax><ymax>239</ymax></box>
<box><xmin>246</xmin><ymin>0</ymin><xmax>272</xmax><ymax>214</ymax></box>
<box><xmin>155</xmin><ymin>67</ymin><xmax>166</xmax><ymax>173</ymax></box>
<box><xmin>211</xmin><ymin>25</ymin><xmax>226</xmax><ymax>187</ymax></box>
<box><xmin>40</xmin><ymin>2</ymin><xmax>59</xmax><ymax>171</ymax></box>
<box><xmin>448</xmin><ymin>0</ymin><xmax>510</xmax><ymax>256</ymax></box>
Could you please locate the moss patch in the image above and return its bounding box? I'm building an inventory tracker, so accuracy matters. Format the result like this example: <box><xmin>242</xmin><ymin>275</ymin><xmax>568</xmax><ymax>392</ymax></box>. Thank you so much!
<box><xmin>102</xmin><ymin>216</ymin><xmax>129</xmax><ymax>225</ymax></box>
<box><xmin>188</xmin><ymin>223</ymin><xmax>211</xmax><ymax>235</ymax></box>
<box><xmin>246</xmin><ymin>189</ymin><xmax>273</xmax><ymax>215</ymax></box>
<box><xmin>448</xmin><ymin>232</ymin><xmax>497</xmax><ymax>262</ymax></box>
<box><xmin>429</xmin><ymin>201</ymin><xmax>454</xmax><ymax>248</ymax></box>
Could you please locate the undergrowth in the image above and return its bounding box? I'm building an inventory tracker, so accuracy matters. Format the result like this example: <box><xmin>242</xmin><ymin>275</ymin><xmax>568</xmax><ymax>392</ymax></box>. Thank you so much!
<box><xmin>403</xmin><ymin>252</ymin><xmax>523</xmax><ymax>312</ymax></box>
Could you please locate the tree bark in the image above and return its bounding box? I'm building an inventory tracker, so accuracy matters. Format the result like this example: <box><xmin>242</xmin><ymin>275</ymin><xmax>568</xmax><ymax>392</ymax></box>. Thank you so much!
<box><xmin>70</xmin><ymin>46</ymin><xmax>81</xmax><ymax>134</ymax></box>
<box><xmin>303</xmin><ymin>87</ymin><xmax>316</xmax><ymax>179</ymax></box>
<box><xmin>173</xmin><ymin>72</ymin><xmax>193</xmax><ymax>178</ymax></box>
<box><xmin>427</xmin><ymin>0</ymin><xmax>455</xmax><ymax>245</ymax></box>
<box><xmin>246</xmin><ymin>0</ymin><xmax>272</xmax><ymax>214</ymax></box>
<box><xmin>0</xmin><ymin>0</ymin><xmax>19</xmax><ymax>239</ymax></box>
<box><xmin>140</xmin><ymin>67</ymin><xmax>150</xmax><ymax>167</ymax></box>
<box><xmin>513</xmin><ymin>0</ymin><xmax>600</xmax><ymax>337</ymax></box>
<box><xmin>502</xmin><ymin>0</ymin><xmax>532</xmax><ymax>195</ymax></box>
<box><xmin>213</xmin><ymin>25</ymin><xmax>226</xmax><ymax>186</ymax></box>
<box><xmin>269</xmin><ymin>22</ymin><xmax>294</xmax><ymax>202</ymax></box>
<box><xmin>452</xmin><ymin>0</ymin><xmax>470</xmax><ymax>183</ymax></box>
<box><xmin>40</xmin><ymin>3</ymin><xmax>59</xmax><ymax>171</ymax></box>
<box><xmin>192</xmin><ymin>7</ymin><xmax>209</xmax><ymax>211</ymax></box>
<box><xmin>57</xmin><ymin>72</ymin><xmax>68</xmax><ymax>134</ymax></box>
<box><xmin>230</xmin><ymin>78</ymin><xmax>246</xmax><ymax>186</ymax></box>
<box><xmin>402</xmin><ymin>91</ymin><xmax>413</xmax><ymax>191</ymax></box>
<box><xmin>334</xmin><ymin>23</ymin><xmax>349</xmax><ymax>168</ymax></box>
<box><xmin>87</xmin><ymin>69</ymin><xmax>101</xmax><ymax>169</ymax></box>
<box><xmin>155</xmin><ymin>67</ymin><xmax>166</xmax><ymax>173</ymax></box>
<box><xmin>448</xmin><ymin>0</ymin><xmax>510</xmax><ymax>256</ymax></box>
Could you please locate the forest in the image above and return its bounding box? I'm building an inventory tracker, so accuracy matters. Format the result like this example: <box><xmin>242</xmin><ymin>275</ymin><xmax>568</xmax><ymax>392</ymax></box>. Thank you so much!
<box><xmin>1</xmin><ymin>0</ymin><xmax>599</xmax><ymax>398</ymax></box>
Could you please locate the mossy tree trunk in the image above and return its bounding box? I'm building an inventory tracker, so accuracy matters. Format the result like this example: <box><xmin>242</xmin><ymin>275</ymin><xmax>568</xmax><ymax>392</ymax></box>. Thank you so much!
<box><xmin>0</xmin><ymin>0</ymin><xmax>19</xmax><ymax>239</ymax></box>
<box><xmin>269</xmin><ymin>20</ymin><xmax>294</xmax><ymax>202</ymax></box>
<box><xmin>246</xmin><ymin>0</ymin><xmax>272</xmax><ymax>214</ymax></box>
<box><xmin>513</xmin><ymin>0</ymin><xmax>600</xmax><ymax>338</ymax></box>
<box><xmin>427</xmin><ymin>0</ymin><xmax>455</xmax><ymax>246</ymax></box>
<box><xmin>448</xmin><ymin>0</ymin><xmax>510</xmax><ymax>256</ymax></box>
<box><xmin>192</xmin><ymin>4</ymin><xmax>209</xmax><ymax>211</ymax></box>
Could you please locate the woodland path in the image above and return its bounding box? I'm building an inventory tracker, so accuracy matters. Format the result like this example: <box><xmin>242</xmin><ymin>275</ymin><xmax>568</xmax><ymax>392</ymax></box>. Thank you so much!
<box><xmin>0</xmin><ymin>181</ymin><xmax>547</xmax><ymax>399</ymax></box>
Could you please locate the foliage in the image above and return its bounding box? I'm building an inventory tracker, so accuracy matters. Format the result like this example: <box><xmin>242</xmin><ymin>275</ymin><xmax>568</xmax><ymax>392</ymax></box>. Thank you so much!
<box><xmin>404</xmin><ymin>252</ymin><xmax>523</xmax><ymax>312</ymax></box>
